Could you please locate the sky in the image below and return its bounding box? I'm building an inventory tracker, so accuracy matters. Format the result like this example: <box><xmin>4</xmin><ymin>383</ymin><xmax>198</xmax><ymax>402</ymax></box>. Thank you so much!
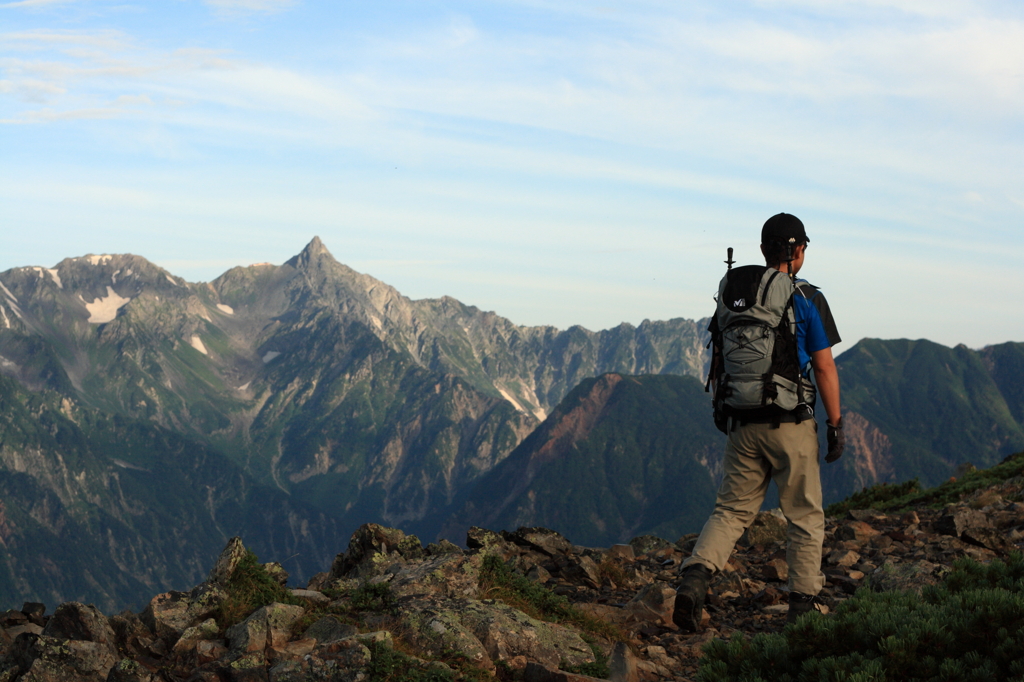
<box><xmin>2</xmin><ymin>0</ymin><xmax>1022</xmax><ymax>352</ymax></box>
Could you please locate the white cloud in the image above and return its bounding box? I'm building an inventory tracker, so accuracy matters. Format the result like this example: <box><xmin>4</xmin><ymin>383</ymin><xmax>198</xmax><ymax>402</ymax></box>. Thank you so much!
<box><xmin>1</xmin><ymin>0</ymin><xmax>80</xmax><ymax>8</ymax></box>
<box><xmin>203</xmin><ymin>0</ymin><xmax>297</xmax><ymax>14</ymax></box>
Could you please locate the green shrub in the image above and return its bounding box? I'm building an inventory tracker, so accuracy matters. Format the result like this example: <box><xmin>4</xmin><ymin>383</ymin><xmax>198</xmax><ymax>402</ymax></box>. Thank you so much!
<box><xmin>697</xmin><ymin>552</ymin><xmax>1024</xmax><ymax>682</ymax></box>
<box><xmin>215</xmin><ymin>550</ymin><xmax>302</xmax><ymax>628</ymax></box>
<box><xmin>824</xmin><ymin>479</ymin><xmax>921</xmax><ymax>517</ymax></box>
<box><xmin>825</xmin><ymin>451</ymin><xmax>1024</xmax><ymax>517</ymax></box>
<box><xmin>351</xmin><ymin>582</ymin><xmax>397</xmax><ymax>613</ymax></box>
<box><xmin>366</xmin><ymin>639</ymin><xmax>456</xmax><ymax>682</ymax></box>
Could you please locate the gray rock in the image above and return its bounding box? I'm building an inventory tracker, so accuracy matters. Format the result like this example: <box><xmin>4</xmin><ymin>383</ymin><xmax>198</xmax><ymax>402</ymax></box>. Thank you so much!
<box><xmin>226</xmin><ymin>603</ymin><xmax>306</xmax><ymax>653</ymax></box>
<box><xmin>459</xmin><ymin>599</ymin><xmax>594</xmax><ymax>670</ymax></box>
<box><xmin>629</xmin><ymin>535</ymin><xmax>672</xmax><ymax>555</ymax></box>
<box><xmin>329</xmin><ymin>523</ymin><xmax>425</xmax><ymax>579</ymax></box>
<box><xmin>42</xmin><ymin>602</ymin><xmax>117</xmax><ymax>657</ymax></box>
<box><xmin>106</xmin><ymin>658</ymin><xmax>154</xmax><ymax>682</ymax></box>
<box><xmin>738</xmin><ymin>510</ymin><xmax>787</xmax><ymax>547</ymax></box>
<box><xmin>607</xmin><ymin>544</ymin><xmax>636</xmax><ymax>561</ymax></box>
<box><xmin>10</xmin><ymin>634</ymin><xmax>117</xmax><ymax>682</ymax></box>
<box><xmin>935</xmin><ymin>508</ymin><xmax>990</xmax><ymax>537</ymax></box>
<box><xmin>609</xmin><ymin>640</ymin><xmax>639</xmax><ymax>682</ymax></box>
<box><xmin>387</xmin><ymin>552</ymin><xmax>483</xmax><ymax>600</ymax></box>
<box><xmin>263</xmin><ymin>562</ymin><xmax>289</xmax><ymax>587</ymax></box>
<box><xmin>504</xmin><ymin>528</ymin><xmax>574</xmax><ymax>557</ymax></box>
<box><xmin>562</xmin><ymin>555</ymin><xmax>602</xmax><ymax>589</ymax></box>
<box><xmin>289</xmin><ymin>589</ymin><xmax>329</xmax><ymax>604</ymax></box>
<box><xmin>302</xmin><ymin>616</ymin><xmax>357</xmax><ymax>644</ymax></box>
<box><xmin>207</xmin><ymin>536</ymin><xmax>248</xmax><ymax>586</ymax></box>
<box><xmin>624</xmin><ymin>583</ymin><xmax>676</xmax><ymax>627</ymax></box>
<box><xmin>835</xmin><ymin>521</ymin><xmax>881</xmax><ymax>543</ymax></box>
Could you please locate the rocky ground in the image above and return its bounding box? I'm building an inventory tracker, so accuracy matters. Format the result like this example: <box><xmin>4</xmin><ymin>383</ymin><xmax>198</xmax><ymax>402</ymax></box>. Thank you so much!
<box><xmin>1</xmin><ymin>475</ymin><xmax>1022</xmax><ymax>682</ymax></box>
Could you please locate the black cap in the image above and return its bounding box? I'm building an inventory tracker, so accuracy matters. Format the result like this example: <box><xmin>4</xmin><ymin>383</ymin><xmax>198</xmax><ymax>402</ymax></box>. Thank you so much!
<box><xmin>761</xmin><ymin>213</ymin><xmax>808</xmax><ymax>245</ymax></box>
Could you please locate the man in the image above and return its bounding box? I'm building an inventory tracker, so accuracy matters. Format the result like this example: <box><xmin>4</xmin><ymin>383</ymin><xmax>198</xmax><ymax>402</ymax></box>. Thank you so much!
<box><xmin>674</xmin><ymin>213</ymin><xmax>845</xmax><ymax>629</ymax></box>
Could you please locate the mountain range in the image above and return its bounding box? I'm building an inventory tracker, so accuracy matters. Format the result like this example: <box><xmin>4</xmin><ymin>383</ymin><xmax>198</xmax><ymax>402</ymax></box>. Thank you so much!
<box><xmin>1</xmin><ymin>238</ymin><xmax>1022</xmax><ymax>610</ymax></box>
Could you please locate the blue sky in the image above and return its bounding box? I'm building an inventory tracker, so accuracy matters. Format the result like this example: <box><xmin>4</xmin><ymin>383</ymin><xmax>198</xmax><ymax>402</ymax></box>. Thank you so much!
<box><xmin>2</xmin><ymin>0</ymin><xmax>1022</xmax><ymax>351</ymax></box>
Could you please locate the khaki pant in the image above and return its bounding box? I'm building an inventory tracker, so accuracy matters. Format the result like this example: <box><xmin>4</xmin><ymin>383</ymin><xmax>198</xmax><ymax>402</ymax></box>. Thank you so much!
<box><xmin>682</xmin><ymin>419</ymin><xmax>826</xmax><ymax>595</ymax></box>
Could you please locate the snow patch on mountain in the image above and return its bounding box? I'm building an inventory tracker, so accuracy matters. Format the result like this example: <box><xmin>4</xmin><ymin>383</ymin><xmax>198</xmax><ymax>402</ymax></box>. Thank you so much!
<box><xmin>497</xmin><ymin>387</ymin><xmax>527</xmax><ymax>413</ymax></box>
<box><xmin>46</xmin><ymin>269</ymin><xmax>63</xmax><ymax>288</ymax></box>
<box><xmin>263</xmin><ymin>351</ymin><xmax>281</xmax><ymax>364</ymax></box>
<box><xmin>87</xmin><ymin>255</ymin><xmax>113</xmax><ymax>266</ymax></box>
<box><xmin>190</xmin><ymin>336</ymin><xmax>208</xmax><ymax>355</ymax></box>
<box><xmin>0</xmin><ymin>281</ymin><xmax>17</xmax><ymax>304</ymax></box>
<box><xmin>0</xmin><ymin>284</ymin><xmax>24</xmax><ymax>322</ymax></box>
<box><xmin>216</xmin><ymin>304</ymin><xmax>234</xmax><ymax>315</ymax></box>
<box><xmin>85</xmin><ymin>287</ymin><xmax>131</xmax><ymax>324</ymax></box>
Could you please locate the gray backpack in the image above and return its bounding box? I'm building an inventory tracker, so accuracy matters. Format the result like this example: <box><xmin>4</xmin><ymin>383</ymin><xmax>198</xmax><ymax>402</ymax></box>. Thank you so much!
<box><xmin>707</xmin><ymin>265</ymin><xmax>816</xmax><ymax>426</ymax></box>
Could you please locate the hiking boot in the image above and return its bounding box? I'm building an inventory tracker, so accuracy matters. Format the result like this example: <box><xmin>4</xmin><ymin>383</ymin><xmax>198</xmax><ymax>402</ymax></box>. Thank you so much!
<box><xmin>787</xmin><ymin>591</ymin><xmax>826</xmax><ymax>624</ymax></box>
<box><xmin>673</xmin><ymin>564</ymin><xmax>712</xmax><ymax>631</ymax></box>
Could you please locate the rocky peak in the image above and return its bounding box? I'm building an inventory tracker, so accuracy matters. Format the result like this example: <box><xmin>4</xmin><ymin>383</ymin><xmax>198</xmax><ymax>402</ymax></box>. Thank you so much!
<box><xmin>290</xmin><ymin>236</ymin><xmax>332</xmax><ymax>269</ymax></box>
<box><xmin>6</xmin><ymin>464</ymin><xmax>1024</xmax><ymax>682</ymax></box>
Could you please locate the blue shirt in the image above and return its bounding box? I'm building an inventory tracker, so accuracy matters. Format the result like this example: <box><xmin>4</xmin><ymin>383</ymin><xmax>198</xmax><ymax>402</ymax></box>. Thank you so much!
<box><xmin>793</xmin><ymin>279</ymin><xmax>841</xmax><ymax>372</ymax></box>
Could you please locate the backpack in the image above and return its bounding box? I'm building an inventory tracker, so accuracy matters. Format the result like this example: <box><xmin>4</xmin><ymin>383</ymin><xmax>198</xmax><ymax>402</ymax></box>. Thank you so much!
<box><xmin>706</xmin><ymin>264</ymin><xmax>816</xmax><ymax>431</ymax></box>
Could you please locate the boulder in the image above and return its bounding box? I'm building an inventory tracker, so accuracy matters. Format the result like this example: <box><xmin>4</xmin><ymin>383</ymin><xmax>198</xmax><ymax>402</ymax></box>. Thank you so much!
<box><xmin>9</xmin><ymin>634</ymin><xmax>117</xmax><ymax>682</ymax></box>
<box><xmin>207</xmin><ymin>536</ymin><xmax>248</xmax><ymax>586</ymax></box>
<box><xmin>827</xmin><ymin>550</ymin><xmax>861</xmax><ymax>568</ymax></box>
<box><xmin>385</xmin><ymin>552</ymin><xmax>482</xmax><ymax>600</ymax></box>
<box><xmin>561</xmin><ymin>555</ymin><xmax>602</xmax><ymax>589</ymax></box>
<box><xmin>457</xmin><ymin>600</ymin><xmax>595</xmax><ymax>671</ymax></box>
<box><xmin>41</xmin><ymin>602</ymin><xmax>117</xmax><ymax>657</ymax></box>
<box><xmin>263</xmin><ymin>563</ymin><xmax>289</xmax><ymax>587</ymax></box>
<box><xmin>289</xmin><ymin>589</ymin><xmax>329</xmax><ymax>605</ymax></box>
<box><xmin>401</xmin><ymin>598</ymin><xmax>595</xmax><ymax>672</ymax></box>
<box><xmin>523</xmin><ymin>661</ymin><xmax>605</xmax><ymax>682</ymax></box>
<box><xmin>400</xmin><ymin>604</ymin><xmax>492</xmax><ymax>669</ymax></box>
<box><xmin>21</xmin><ymin>603</ymin><xmax>46</xmax><ymax>628</ymax></box>
<box><xmin>329</xmin><ymin>524</ymin><xmax>425</xmax><ymax>579</ymax></box>
<box><xmin>106</xmin><ymin>658</ymin><xmax>154</xmax><ymax>682</ymax></box>
<box><xmin>609</xmin><ymin>640</ymin><xmax>639</xmax><ymax>682</ymax></box>
<box><xmin>171</xmin><ymin>618</ymin><xmax>219</xmax><ymax>654</ymax></box>
<box><xmin>140</xmin><ymin>583</ymin><xmax>227</xmax><ymax>643</ymax></box>
<box><xmin>624</xmin><ymin>583</ymin><xmax>676</xmax><ymax>627</ymax></box>
<box><xmin>835</xmin><ymin>521</ymin><xmax>881</xmax><ymax>543</ymax></box>
<box><xmin>108</xmin><ymin>611</ymin><xmax>154</xmax><ymax>660</ymax></box>
<box><xmin>935</xmin><ymin>508</ymin><xmax>990</xmax><ymax>538</ymax></box>
<box><xmin>607</xmin><ymin>544</ymin><xmax>636</xmax><ymax>561</ymax></box>
<box><xmin>504</xmin><ymin>528</ymin><xmax>574</xmax><ymax>557</ymax></box>
<box><xmin>961</xmin><ymin>527</ymin><xmax>1014</xmax><ymax>554</ymax></box>
<box><xmin>226</xmin><ymin>603</ymin><xmax>306</xmax><ymax>654</ymax></box>
<box><xmin>739</xmin><ymin>510</ymin><xmax>787</xmax><ymax>547</ymax></box>
<box><xmin>302</xmin><ymin>616</ymin><xmax>357</xmax><ymax>645</ymax></box>
<box><xmin>267</xmin><ymin>638</ymin><xmax>316</xmax><ymax>663</ymax></box>
<box><xmin>628</xmin><ymin>535</ymin><xmax>672</xmax><ymax>556</ymax></box>
<box><xmin>761</xmin><ymin>558</ymin><xmax>789</xmax><ymax>582</ymax></box>
<box><xmin>307</xmin><ymin>638</ymin><xmax>372</xmax><ymax>681</ymax></box>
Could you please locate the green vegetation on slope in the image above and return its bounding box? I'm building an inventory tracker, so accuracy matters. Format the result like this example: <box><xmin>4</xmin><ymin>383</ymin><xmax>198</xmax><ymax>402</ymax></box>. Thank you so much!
<box><xmin>826</xmin><ymin>451</ymin><xmax>1024</xmax><ymax>517</ymax></box>
<box><xmin>833</xmin><ymin>339</ymin><xmax>1024</xmax><ymax>492</ymax></box>
<box><xmin>698</xmin><ymin>552</ymin><xmax>1024</xmax><ymax>682</ymax></box>
<box><xmin>451</xmin><ymin>373</ymin><xmax>724</xmax><ymax>547</ymax></box>
<box><xmin>0</xmin><ymin>372</ymin><xmax>345</xmax><ymax>612</ymax></box>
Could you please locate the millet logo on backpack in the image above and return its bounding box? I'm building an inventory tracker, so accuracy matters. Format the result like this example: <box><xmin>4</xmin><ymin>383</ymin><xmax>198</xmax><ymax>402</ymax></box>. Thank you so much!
<box><xmin>733</xmin><ymin>298</ymin><xmax>746</xmax><ymax>308</ymax></box>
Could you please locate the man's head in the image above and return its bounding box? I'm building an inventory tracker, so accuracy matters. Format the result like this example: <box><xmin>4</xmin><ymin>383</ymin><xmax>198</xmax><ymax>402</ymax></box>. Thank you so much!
<box><xmin>761</xmin><ymin>213</ymin><xmax>809</xmax><ymax>272</ymax></box>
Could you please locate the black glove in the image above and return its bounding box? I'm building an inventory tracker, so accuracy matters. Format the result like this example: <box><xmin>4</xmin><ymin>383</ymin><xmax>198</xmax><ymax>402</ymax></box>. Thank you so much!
<box><xmin>826</xmin><ymin>418</ymin><xmax>844</xmax><ymax>463</ymax></box>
